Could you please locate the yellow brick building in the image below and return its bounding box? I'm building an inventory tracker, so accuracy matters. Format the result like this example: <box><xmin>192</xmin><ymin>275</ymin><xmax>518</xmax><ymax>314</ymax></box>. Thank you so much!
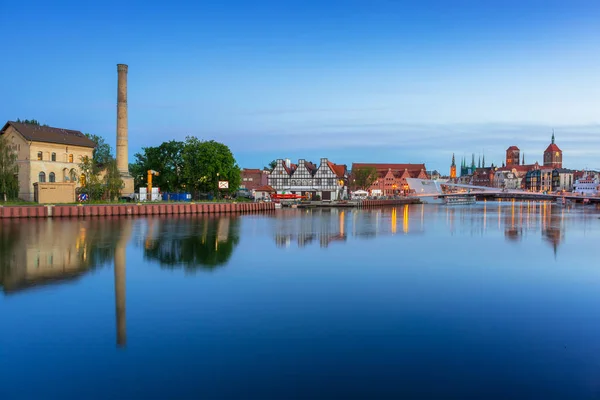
<box><xmin>0</xmin><ymin>121</ymin><xmax>96</xmax><ymax>201</ymax></box>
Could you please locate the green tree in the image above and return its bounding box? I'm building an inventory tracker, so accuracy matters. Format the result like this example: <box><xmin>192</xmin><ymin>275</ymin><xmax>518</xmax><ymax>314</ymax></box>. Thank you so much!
<box><xmin>143</xmin><ymin>217</ymin><xmax>240</xmax><ymax>270</ymax></box>
<box><xmin>104</xmin><ymin>159</ymin><xmax>124</xmax><ymax>201</ymax></box>
<box><xmin>181</xmin><ymin>137</ymin><xmax>241</xmax><ymax>196</ymax></box>
<box><xmin>266</xmin><ymin>160</ymin><xmax>277</xmax><ymax>171</ymax></box>
<box><xmin>78</xmin><ymin>155</ymin><xmax>103</xmax><ymax>200</ymax></box>
<box><xmin>15</xmin><ymin>118</ymin><xmax>46</xmax><ymax>126</ymax></box>
<box><xmin>130</xmin><ymin>140</ymin><xmax>185</xmax><ymax>192</ymax></box>
<box><xmin>352</xmin><ymin>166</ymin><xmax>378</xmax><ymax>190</ymax></box>
<box><xmin>0</xmin><ymin>135</ymin><xmax>19</xmax><ymax>202</ymax></box>
<box><xmin>85</xmin><ymin>133</ymin><xmax>113</xmax><ymax>168</ymax></box>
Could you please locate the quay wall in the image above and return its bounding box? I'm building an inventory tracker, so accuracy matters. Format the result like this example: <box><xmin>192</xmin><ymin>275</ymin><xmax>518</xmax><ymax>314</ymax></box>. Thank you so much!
<box><xmin>359</xmin><ymin>198</ymin><xmax>421</xmax><ymax>208</ymax></box>
<box><xmin>0</xmin><ymin>202</ymin><xmax>275</xmax><ymax>219</ymax></box>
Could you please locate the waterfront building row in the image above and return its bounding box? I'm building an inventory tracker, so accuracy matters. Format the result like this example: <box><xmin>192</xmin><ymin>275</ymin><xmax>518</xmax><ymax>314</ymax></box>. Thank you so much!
<box><xmin>268</xmin><ymin>158</ymin><xmax>348</xmax><ymax>200</ymax></box>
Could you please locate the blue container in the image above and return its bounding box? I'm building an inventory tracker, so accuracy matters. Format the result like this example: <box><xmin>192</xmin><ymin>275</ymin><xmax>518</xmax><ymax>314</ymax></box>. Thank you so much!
<box><xmin>161</xmin><ymin>192</ymin><xmax>192</xmax><ymax>202</ymax></box>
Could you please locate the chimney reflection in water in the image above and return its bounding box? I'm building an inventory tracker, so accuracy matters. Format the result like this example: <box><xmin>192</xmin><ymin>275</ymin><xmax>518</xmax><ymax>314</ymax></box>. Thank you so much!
<box><xmin>114</xmin><ymin>220</ymin><xmax>132</xmax><ymax>348</ymax></box>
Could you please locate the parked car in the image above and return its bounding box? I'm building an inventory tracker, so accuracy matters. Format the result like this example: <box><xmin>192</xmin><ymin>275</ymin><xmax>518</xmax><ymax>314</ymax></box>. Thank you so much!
<box><xmin>236</xmin><ymin>189</ymin><xmax>253</xmax><ymax>199</ymax></box>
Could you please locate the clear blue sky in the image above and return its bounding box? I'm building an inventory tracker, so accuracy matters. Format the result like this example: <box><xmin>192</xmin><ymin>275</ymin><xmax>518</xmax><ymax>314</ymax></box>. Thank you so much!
<box><xmin>2</xmin><ymin>0</ymin><xmax>600</xmax><ymax>172</ymax></box>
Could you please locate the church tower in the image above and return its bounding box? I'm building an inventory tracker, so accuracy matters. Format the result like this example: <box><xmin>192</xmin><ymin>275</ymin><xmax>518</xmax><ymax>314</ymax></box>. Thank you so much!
<box><xmin>543</xmin><ymin>130</ymin><xmax>562</xmax><ymax>168</ymax></box>
<box><xmin>450</xmin><ymin>154</ymin><xmax>457</xmax><ymax>178</ymax></box>
<box><xmin>506</xmin><ymin>146</ymin><xmax>520</xmax><ymax>166</ymax></box>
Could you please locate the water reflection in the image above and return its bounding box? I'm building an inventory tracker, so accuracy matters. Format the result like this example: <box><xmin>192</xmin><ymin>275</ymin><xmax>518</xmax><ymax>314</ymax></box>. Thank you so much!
<box><xmin>140</xmin><ymin>216</ymin><xmax>240</xmax><ymax>270</ymax></box>
<box><xmin>272</xmin><ymin>205</ymin><xmax>429</xmax><ymax>248</ymax></box>
<box><xmin>0</xmin><ymin>218</ymin><xmax>123</xmax><ymax>293</ymax></box>
<box><xmin>270</xmin><ymin>202</ymin><xmax>592</xmax><ymax>257</ymax></box>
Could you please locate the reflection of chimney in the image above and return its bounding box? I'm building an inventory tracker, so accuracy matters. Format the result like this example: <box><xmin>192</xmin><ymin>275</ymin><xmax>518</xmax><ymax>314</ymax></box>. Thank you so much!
<box><xmin>114</xmin><ymin>219</ymin><xmax>132</xmax><ymax>348</ymax></box>
<box><xmin>114</xmin><ymin>245</ymin><xmax>127</xmax><ymax>347</ymax></box>
<box><xmin>116</xmin><ymin>64</ymin><xmax>129</xmax><ymax>175</ymax></box>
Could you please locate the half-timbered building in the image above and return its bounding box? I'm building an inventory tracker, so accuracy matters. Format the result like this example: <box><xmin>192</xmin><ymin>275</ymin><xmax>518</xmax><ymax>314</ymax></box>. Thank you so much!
<box><xmin>268</xmin><ymin>158</ymin><xmax>348</xmax><ymax>200</ymax></box>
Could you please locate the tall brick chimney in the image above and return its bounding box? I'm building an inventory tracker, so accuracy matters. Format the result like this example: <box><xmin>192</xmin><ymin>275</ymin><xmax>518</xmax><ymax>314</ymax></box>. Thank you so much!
<box><xmin>116</xmin><ymin>64</ymin><xmax>128</xmax><ymax>175</ymax></box>
<box><xmin>116</xmin><ymin>64</ymin><xmax>135</xmax><ymax>196</ymax></box>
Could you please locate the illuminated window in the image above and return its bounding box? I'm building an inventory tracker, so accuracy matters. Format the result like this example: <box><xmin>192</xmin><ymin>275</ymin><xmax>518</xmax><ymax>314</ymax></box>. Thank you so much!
<box><xmin>69</xmin><ymin>154</ymin><xmax>74</xmax><ymax>163</ymax></box>
<box><xmin>49</xmin><ymin>172</ymin><xmax>55</xmax><ymax>182</ymax></box>
<box><xmin>38</xmin><ymin>172</ymin><xmax>46</xmax><ymax>182</ymax></box>
<box><xmin>51</xmin><ymin>152</ymin><xmax>56</xmax><ymax>161</ymax></box>
<box><xmin>37</xmin><ymin>151</ymin><xmax>43</xmax><ymax>160</ymax></box>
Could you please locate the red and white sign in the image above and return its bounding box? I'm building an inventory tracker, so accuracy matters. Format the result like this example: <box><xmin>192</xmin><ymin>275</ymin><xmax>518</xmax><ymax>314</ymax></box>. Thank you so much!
<box><xmin>218</xmin><ymin>181</ymin><xmax>229</xmax><ymax>189</ymax></box>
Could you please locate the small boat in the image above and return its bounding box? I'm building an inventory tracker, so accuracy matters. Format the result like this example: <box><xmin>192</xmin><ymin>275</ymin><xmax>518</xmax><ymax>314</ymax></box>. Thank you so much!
<box><xmin>274</xmin><ymin>202</ymin><xmax>282</xmax><ymax>209</ymax></box>
<box><xmin>444</xmin><ymin>194</ymin><xmax>476</xmax><ymax>205</ymax></box>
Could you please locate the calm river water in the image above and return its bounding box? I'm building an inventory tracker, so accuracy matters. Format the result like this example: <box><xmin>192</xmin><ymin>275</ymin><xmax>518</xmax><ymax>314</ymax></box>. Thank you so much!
<box><xmin>1</xmin><ymin>202</ymin><xmax>600</xmax><ymax>399</ymax></box>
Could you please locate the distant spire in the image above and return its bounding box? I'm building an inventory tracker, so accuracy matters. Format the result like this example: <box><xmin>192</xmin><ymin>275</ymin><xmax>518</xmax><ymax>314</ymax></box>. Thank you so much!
<box><xmin>552</xmin><ymin>129</ymin><xmax>555</xmax><ymax>144</ymax></box>
<box><xmin>451</xmin><ymin>153</ymin><xmax>456</xmax><ymax>167</ymax></box>
<box><xmin>478</xmin><ymin>155</ymin><xmax>481</xmax><ymax>169</ymax></box>
<box><xmin>522</xmin><ymin>153</ymin><xmax>525</xmax><ymax>165</ymax></box>
<box><xmin>471</xmin><ymin>153</ymin><xmax>475</xmax><ymax>169</ymax></box>
<box><xmin>482</xmin><ymin>153</ymin><xmax>485</xmax><ymax>168</ymax></box>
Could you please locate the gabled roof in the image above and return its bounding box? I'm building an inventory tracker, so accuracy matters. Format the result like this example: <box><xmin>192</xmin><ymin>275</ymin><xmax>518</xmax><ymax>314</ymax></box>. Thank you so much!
<box><xmin>282</xmin><ymin>162</ymin><xmax>297</xmax><ymax>175</ymax></box>
<box><xmin>242</xmin><ymin>168</ymin><xmax>262</xmax><ymax>174</ymax></box>
<box><xmin>506</xmin><ymin>146</ymin><xmax>520</xmax><ymax>151</ymax></box>
<box><xmin>497</xmin><ymin>163</ymin><xmax>538</xmax><ymax>172</ymax></box>
<box><xmin>255</xmin><ymin>185</ymin><xmax>275</xmax><ymax>193</ymax></box>
<box><xmin>305</xmin><ymin>161</ymin><xmax>318</xmax><ymax>173</ymax></box>
<box><xmin>352</xmin><ymin>163</ymin><xmax>426</xmax><ymax>172</ymax></box>
<box><xmin>544</xmin><ymin>143</ymin><xmax>562</xmax><ymax>153</ymax></box>
<box><xmin>1</xmin><ymin>121</ymin><xmax>96</xmax><ymax>148</ymax></box>
<box><xmin>327</xmin><ymin>161</ymin><xmax>346</xmax><ymax>178</ymax></box>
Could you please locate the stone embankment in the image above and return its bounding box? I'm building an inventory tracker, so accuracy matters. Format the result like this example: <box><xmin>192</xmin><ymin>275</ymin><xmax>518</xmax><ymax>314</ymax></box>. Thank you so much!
<box><xmin>0</xmin><ymin>202</ymin><xmax>275</xmax><ymax>219</ymax></box>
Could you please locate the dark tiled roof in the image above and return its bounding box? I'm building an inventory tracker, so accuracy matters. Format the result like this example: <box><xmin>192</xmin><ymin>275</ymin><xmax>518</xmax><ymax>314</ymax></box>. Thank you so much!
<box><xmin>2</xmin><ymin>121</ymin><xmax>96</xmax><ymax>148</ymax></box>
<box><xmin>506</xmin><ymin>146</ymin><xmax>520</xmax><ymax>151</ymax></box>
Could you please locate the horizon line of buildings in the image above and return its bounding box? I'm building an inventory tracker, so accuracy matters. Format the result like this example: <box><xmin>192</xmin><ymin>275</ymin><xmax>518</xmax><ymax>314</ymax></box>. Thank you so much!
<box><xmin>446</xmin><ymin>132</ymin><xmax>599</xmax><ymax>194</ymax></box>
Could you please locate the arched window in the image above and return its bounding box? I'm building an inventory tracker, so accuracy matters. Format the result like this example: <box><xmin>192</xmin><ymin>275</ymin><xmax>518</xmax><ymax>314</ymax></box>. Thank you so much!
<box><xmin>69</xmin><ymin>154</ymin><xmax>74</xmax><ymax>163</ymax></box>
<box><xmin>39</xmin><ymin>172</ymin><xmax>46</xmax><ymax>182</ymax></box>
<box><xmin>70</xmin><ymin>169</ymin><xmax>77</xmax><ymax>182</ymax></box>
<box><xmin>49</xmin><ymin>172</ymin><xmax>55</xmax><ymax>182</ymax></box>
<box><xmin>63</xmin><ymin>169</ymin><xmax>69</xmax><ymax>181</ymax></box>
<box><xmin>37</xmin><ymin>151</ymin><xmax>43</xmax><ymax>160</ymax></box>
<box><xmin>51</xmin><ymin>152</ymin><xmax>56</xmax><ymax>161</ymax></box>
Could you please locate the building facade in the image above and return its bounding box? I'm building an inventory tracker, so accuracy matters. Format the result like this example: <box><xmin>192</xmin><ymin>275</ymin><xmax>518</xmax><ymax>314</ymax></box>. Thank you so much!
<box><xmin>552</xmin><ymin>169</ymin><xmax>574</xmax><ymax>192</ymax></box>
<box><xmin>471</xmin><ymin>167</ymin><xmax>495</xmax><ymax>187</ymax></box>
<box><xmin>240</xmin><ymin>168</ymin><xmax>270</xmax><ymax>192</ymax></box>
<box><xmin>494</xmin><ymin>170</ymin><xmax>520</xmax><ymax>190</ymax></box>
<box><xmin>268</xmin><ymin>158</ymin><xmax>348</xmax><ymax>200</ymax></box>
<box><xmin>351</xmin><ymin>163</ymin><xmax>428</xmax><ymax>196</ymax></box>
<box><xmin>1</xmin><ymin>121</ymin><xmax>96</xmax><ymax>201</ymax></box>
<box><xmin>506</xmin><ymin>146</ymin><xmax>520</xmax><ymax>166</ymax></box>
